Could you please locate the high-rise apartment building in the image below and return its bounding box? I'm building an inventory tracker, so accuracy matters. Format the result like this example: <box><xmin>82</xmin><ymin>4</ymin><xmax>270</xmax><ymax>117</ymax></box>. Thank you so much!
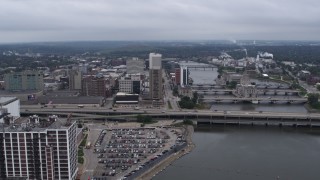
<box><xmin>126</xmin><ymin>58</ymin><xmax>145</xmax><ymax>74</ymax></box>
<box><xmin>149</xmin><ymin>53</ymin><xmax>162</xmax><ymax>100</ymax></box>
<box><xmin>82</xmin><ymin>75</ymin><xmax>106</xmax><ymax>97</ymax></box>
<box><xmin>0</xmin><ymin>116</ymin><xmax>78</xmax><ymax>179</ymax></box>
<box><xmin>69</xmin><ymin>70</ymin><xmax>82</xmax><ymax>90</ymax></box>
<box><xmin>4</xmin><ymin>71</ymin><xmax>44</xmax><ymax>91</ymax></box>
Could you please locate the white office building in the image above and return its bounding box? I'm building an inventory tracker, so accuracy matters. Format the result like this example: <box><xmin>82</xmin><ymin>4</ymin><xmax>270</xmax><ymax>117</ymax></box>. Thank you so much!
<box><xmin>149</xmin><ymin>53</ymin><xmax>162</xmax><ymax>70</ymax></box>
<box><xmin>0</xmin><ymin>97</ymin><xmax>20</xmax><ymax>123</ymax></box>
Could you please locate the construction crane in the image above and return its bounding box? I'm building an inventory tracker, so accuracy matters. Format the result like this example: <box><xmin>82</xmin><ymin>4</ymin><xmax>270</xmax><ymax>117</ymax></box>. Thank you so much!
<box><xmin>65</xmin><ymin>113</ymin><xmax>72</xmax><ymax>126</ymax></box>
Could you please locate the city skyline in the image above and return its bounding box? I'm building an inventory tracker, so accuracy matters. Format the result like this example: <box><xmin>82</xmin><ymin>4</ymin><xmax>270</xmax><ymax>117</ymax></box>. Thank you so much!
<box><xmin>0</xmin><ymin>0</ymin><xmax>320</xmax><ymax>43</ymax></box>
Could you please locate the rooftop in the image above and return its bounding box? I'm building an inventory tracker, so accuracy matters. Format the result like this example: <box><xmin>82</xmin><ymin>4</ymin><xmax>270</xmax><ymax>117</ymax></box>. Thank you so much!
<box><xmin>4</xmin><ymin>116</ymin><xmax>72</xmax><ymax>132</ymax></box>
<box><xmin>0</xmin><ymin>96</ymin><xmax>18</xmax><ymax>106</ymax></box>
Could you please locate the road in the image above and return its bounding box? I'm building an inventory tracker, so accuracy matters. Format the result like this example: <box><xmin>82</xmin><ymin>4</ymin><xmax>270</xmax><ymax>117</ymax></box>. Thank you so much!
<box><xmin>80</xmin><ymin>123</ymin><xmax>104</xmax><ymax>180</ymax></box>
<box><xmin>163</xmin><ymin>69</ymin><xmax>180</xmax><ymax>111</ymax></box>
<box><xmin>20</xmin><ymin>105</ymin><xmax>320</xmax><ymax>120</ymax></box>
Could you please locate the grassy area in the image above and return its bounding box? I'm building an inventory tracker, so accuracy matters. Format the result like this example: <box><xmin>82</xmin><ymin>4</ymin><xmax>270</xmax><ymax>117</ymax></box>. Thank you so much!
<box><xmin>78</xmin><ymin>135</ymin><xmax>86</xmax><ymax>164</ymax></box>
<box><xmin>79</xmin><ymin>134</ymin><xmax>88</xmax><ymax>147</ymax></box>
<box><xmin>78</xmin><ymin>147</ymin><xmax>84</xmax><ymax>156</ymax></box>
<box><xmin>168</xmin><ymin>100</ymin><xmax>172</xmax><ymax>109</ymax></box>
<box><xmin>142</xmin><ymin>120</ymin><xmax>158</xmax><ymax>125</ymax></box>
<box><xmin>195</xmin><ymin>103</ymin><xmax>209</xmax><ymax>109</ymax></box>
<box><xmin>78</xmin><ymin>156</ymin><xmax>84</xmax><ymax>164</ymax></box>
<box><xmin>312</xmin><ymin>104</ymin><xmax>320</xmax><ymax>109</ymax></box>
<box><xmin>183</xmin><ymin>119</ymin><xmax>193</xmax><ymax>125</ymax></box>
<box><xmin>78</xmin><ymin>146</ymin><xmax>85</xmax><ymax>164</ymax></box>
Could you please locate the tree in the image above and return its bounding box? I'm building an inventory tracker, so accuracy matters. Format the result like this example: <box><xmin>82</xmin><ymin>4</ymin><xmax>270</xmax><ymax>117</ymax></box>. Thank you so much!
<box><xmin>179</xmin><ymin>96</ymin><xmax>195</xmax><ymax>109</ymax></box>
<box><xmin>192</xmin><ymin>92</ymin><xmax>198</xmax><ymax>104</ymax></box>
<box><xmin>308</xmin><ymin>93</ymin><xmax>319</xmax><ymax>106</ymax></box>
<box><xmin>227</xmin><ymin>81</ymin><xmax>237</xmax><ymax>89</ymax></box>
<box><xmin>172</xmin><ymin>86</ymin><xmax>178</xmax><ymax>96</ymax></box>
<box><xmin>137</xmin><ymin>114</ymin><xmax>152</xmax><ymax>123</ymax></box>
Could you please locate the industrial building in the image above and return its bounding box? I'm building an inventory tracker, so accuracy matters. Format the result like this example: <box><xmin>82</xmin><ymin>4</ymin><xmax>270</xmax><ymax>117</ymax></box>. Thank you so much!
<box><xmin>0</xmin><ymin>97</ymin><xmax>20</xmax><ymax>123</ymax></box>
<box><xmin>0</xmin><ymin>115</ymin><xmax>78</xmax><ymax>180</ymax></box>
<box><xmin>4</xmin><ymin>70</ymin><xmax>44</xmax><ymax>91</ymax></box>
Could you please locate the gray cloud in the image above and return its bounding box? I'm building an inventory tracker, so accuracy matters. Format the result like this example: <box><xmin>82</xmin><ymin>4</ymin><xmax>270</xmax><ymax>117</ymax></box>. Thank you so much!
<box><xmin>0</xmin><ymin>0</ymin><xmax>320</xmax><ymax>42</ymax></box>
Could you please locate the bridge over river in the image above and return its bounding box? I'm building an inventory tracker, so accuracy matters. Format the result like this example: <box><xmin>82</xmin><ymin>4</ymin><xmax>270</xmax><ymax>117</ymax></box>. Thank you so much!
<box><xmin>196</xmin><ymin>89</ymin><xmax>300</xmax><ymax>95</ymax></box>
<box><xmin>202</xmin><ymin>96</ymin><xmax>307</xmax><ymax>103</ymax></box>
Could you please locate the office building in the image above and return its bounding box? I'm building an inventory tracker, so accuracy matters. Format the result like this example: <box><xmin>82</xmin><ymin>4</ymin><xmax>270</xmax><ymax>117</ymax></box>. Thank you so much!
<box><xmin>149</xmin><ymin>53</ymin><xmax>162</xmax><ymax>70</ymax></box>
<box><xmin>69</xmin><ymin>70</ymin><xmax>82</xmax><ymax>90</ymax></box>
<box><xmin>119</xmin><ymin>76</ymin><xmax>141</xmax><ymax>94</ymax></box>
<box><xmin>119</xmin><ymin>79</ymin><xmax>133</xmax><ymax>93</ymax></box>
<box><xmin>4</xmin><ymin>71</ymin><xmax>44</xmax><ymax>91</ymax></box>
<box><xmin>126</xmin><ymin>58</ymin><xmax>144</xmax><ymax>74</ymax></box>
<box><xmin>149</xmin><ymin>53</ymin><xmax>163</xmax><ymax>100</ymax></box>
<box><xmin>0</xmin><ymin>116</ymin><xmax>78</xmax><ymax>180</ymax></box>
<box><xmin>175</xmin><ymin>68</ymin><xmax>181</xmax><ymax>85</ymax></box>
<box><xmin>180</xmin><ymin>67</ymin><xmax>189</xmax><ymax>87</ymax></box>
<box><xmin>82</xmin><ymin>75</ymin><xmax>106</xmax><ymax>97</ymax></box>
<box><xmin>0</xmin><ymin>97</ymin><xmax>20</xmax><ymax>123</ymax></box>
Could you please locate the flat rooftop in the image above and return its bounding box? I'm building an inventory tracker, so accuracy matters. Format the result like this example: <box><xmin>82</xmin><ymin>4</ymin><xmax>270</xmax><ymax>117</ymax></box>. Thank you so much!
<box><xmin>4</xmin><ymin>117</ymin><xmax>72</xmax><ymax>132</ymax></box>
<box><xmin>0</xmin><ymin>96</ymin><xmax>18</xmax><ymax>106</ymax></box>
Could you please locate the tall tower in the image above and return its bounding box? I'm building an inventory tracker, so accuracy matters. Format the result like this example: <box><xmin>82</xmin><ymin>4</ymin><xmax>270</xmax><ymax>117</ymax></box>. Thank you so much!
<box><xmin>149</xmin><ymin>53</ymin><xmax>162</xmax><ymax>101</ymax></box>
<box><xmin>180</xmin><ymin>67</ymin><xmax>189</xmax><ymax>87</ymax></box>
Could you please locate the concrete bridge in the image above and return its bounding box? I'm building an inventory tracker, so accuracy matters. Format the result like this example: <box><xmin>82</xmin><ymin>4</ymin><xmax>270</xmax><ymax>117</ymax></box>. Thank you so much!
<box><xmin>195</xmin><ymin>89</ymin><xmax>300</xmax><ymax>95</ymax></box>
<box><xmin>202</xmin><ymin>96</ymin><xmax>307</xmax><ymax>104</ymax></box>
<box><xmin>191</xmin><ymin>84</ymin><xmax>223</xmax><ymax>89</ymax></box>
<box><xmin>187</xmin><ymin>66</ymin><xmax>217</xmax><ymax>71</ymax></box>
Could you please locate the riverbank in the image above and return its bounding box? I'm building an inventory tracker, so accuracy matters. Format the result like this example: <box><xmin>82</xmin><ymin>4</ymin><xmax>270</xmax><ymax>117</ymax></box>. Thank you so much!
<box><xmin>136</xmin><ymin>125</ymin><xmax>195</xmax><ymax>180</ymax></box>
<box><xmin>304</xmin><ymin>103</ymin><xmax>320</xmax><ymax>113</ymax></box>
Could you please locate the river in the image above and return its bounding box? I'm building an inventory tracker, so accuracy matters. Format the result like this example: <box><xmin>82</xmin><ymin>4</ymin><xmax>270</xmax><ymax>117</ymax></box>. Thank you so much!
<box><xmin>182</xmin><ymin>61</ymin><xmax>308</xmax><ymax>113</ymax></box>
<box><xmin>161</xmin><ymin>62</ymin><xmax>318</xmax><ymax>180</ymax></box>
<box><xmin>154</xmin><ymin>126</ymin><xmax>320</xmax><ymax>180</ymax></box>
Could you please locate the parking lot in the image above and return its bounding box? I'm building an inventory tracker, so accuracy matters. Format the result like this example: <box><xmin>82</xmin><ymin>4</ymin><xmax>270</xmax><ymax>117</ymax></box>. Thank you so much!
<box><xmin>90</xmin><ymin>126</ymin><xmax>183</xmax><ymax>179</ymax></box>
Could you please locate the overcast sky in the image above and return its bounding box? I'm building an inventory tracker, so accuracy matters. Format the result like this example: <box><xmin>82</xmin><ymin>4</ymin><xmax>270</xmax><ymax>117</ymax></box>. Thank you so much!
<box><xmin>0</xmin><ymin>0</ymin><xmax>320</xmax><ymax>43</ymax></box>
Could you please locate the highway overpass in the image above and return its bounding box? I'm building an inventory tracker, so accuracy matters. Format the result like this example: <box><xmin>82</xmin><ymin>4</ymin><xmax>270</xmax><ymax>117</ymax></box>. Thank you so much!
<box><xmin>20</xmin><ymin>106</ymin><xmax>320</xmax><ymax>127</ymax></box>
